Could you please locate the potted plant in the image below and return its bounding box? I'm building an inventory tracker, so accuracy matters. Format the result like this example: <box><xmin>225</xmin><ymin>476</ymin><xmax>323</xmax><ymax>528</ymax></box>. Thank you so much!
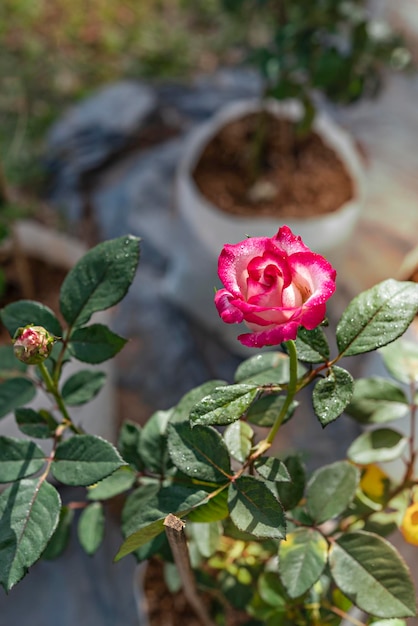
<box><xmin>1</xmin><ymin>226</ymin><xmax>418</xmax><ymax>625</ymax></box>
<box><xmin>167</xmin><ymin>0</ymin><xmax>412</xmax><ymax>346</ymax></box>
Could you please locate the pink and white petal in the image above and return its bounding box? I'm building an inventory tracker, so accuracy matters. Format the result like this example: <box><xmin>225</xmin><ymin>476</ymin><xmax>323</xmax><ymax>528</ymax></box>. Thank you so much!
<box><xmin>214</xmin><ymin>289</ymin><xmax>245</xmax><ymax>324</ymax></box>
<box><xmin>235</xmin><ymin>300</ymin><xmax>297</xmax><ymax>325</ymax></box>
<box><xmin>299</xmin><ymin>302</ymin><xmax>327</xmax><ymax>329</ymax></box>
<box><xmin>238</xmin><ymin>320</ymin><xmax>300</xmax><ymax>348</ymax></box>
<box><xmin>217</xmin><ymin>237</ymin><xmax>274</xmax><ymax>293</ymax></box>
<box><xmin>280</xmin><ymin>281</ymin><xmax>304</xmax><ymax>308</ymax></box>
<box><xmin>273</xmin><ymin>225</ymin><xmax>312</xmax><ymax>256</ymax></box>
<box><xmin>289</xmin><ymin>253</ymin><xmax>336</xmax><ymax>300</ymax></box>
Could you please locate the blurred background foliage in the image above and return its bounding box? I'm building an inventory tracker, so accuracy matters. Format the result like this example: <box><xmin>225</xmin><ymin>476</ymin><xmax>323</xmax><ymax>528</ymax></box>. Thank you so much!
<box><xmin>0</xmin><ymin>0</ymin><xmax>412</xmax><ymax>193</ymax></box>
<box><xmin>0</xmin><ymin>0</ymin><xmax>266</xmax><ymax>190</ymax></box>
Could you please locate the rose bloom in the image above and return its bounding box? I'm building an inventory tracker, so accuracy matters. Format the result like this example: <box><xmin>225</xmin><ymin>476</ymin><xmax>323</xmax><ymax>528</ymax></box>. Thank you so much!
<box><xmin>214</xmin><ymin>226</ymin><xmax>336</xmax><ymax>348</ymax></box>
<box><xmin>401</xmin><ymin>502</ymin><xmax>418</xmax><ymax>546</ymax></box>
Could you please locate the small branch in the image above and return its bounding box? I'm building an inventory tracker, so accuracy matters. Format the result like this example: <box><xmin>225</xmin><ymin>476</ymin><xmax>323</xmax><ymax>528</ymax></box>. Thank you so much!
<box><xmin>324</xmin><ymin>602</ymin><xmax>367</xmax><ymax>626</ymax></box>
<box><xmin>37</xmin><ymin>362</ymin><xmax>83</xmax><ymax>435</ymax></box>
<box><xmin>164</xmin><ymin>514</ymin><xmax>215</xmax><ymax>626</ymax></box>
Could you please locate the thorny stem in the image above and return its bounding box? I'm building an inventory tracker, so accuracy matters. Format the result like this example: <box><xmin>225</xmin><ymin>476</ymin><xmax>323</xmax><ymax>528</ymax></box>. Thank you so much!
<box><xmin>37</xmin><ymin>361</ymin><xmax>83</xmax><ymax>435</ymax></box>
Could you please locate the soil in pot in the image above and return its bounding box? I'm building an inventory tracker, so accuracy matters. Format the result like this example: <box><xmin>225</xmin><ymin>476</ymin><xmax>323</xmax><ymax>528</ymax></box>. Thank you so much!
<box><xmin>143</xmin><ymin>558</ymin><xmax>251</xmax><ymax>626</ymax></box>
<box><xmin>193</xmin><ymin>112</ymin><xmax>354</xmax><ymax>219</ymax></box>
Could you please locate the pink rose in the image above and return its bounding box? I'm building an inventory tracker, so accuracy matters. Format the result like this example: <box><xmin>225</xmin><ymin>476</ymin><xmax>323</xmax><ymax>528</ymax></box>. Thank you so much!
<box><xmin>214</xmin><ymin>226</ymin><xmax>336</xmax><ymax>348</ymax></box>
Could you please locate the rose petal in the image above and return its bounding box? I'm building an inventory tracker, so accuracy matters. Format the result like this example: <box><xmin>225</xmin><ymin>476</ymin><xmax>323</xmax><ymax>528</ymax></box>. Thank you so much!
<box><xmin>238</xmin><ymin>320</ymin><xmax>300</xmax><ymax>348</ymax></box>
<box><xmin>218</xmin><ymin>237</ymin><xmax>276</xmax><ymax>294</ymax></box>
<box><xmin>273</xmin><ymin>225</ymin><xmax>312</xmax><ymax>255</ymax></box>
<box><xmin>214</xmin><ymin>289</ymin><xmax>244</xmax><ymax>323</ymax></box>
<box><xmin>299</xmin><ymin>302</ymin><xmax>327</xmax><ymax>329</ymax></box>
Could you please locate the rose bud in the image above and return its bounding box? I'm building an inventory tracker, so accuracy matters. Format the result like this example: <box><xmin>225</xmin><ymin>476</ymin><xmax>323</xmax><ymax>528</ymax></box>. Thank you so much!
<box><xmin>13</xmin><ymin>325</ymin><xmax>56</xmax><ymax>365</ymax></box>
<box><xmin>215</xmin><ymin>225</ymin><xmax>336</xmax><ymax>348</ymax></box>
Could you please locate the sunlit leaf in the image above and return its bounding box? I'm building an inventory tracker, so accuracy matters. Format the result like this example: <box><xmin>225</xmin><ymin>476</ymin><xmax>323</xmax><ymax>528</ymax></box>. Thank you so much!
<box><xmin>0</xmin><ymin>479</ymin><xmax>61</xmax><ymax>591</ymax></box>
<box><xmin>329</xmin><ymin>531</ymin><xmax>416</xmax><ymax>617</ymax></box>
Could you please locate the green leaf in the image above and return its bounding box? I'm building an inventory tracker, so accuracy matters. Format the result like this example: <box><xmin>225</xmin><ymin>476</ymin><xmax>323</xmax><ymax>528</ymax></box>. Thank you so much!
<box><xmin>223</xmin><ymin>421</ymin><xmax>254</xmax><ymax>463</ymax></box>
<box><xmin>0</xmin><ymin>377</ymin><xmax>36</xmax><ymax>419</ymax></box>
<box><xmin>0</xmin><ymin>479</ymin><xmax>61</xmax><ymax>591</ymax></box>
<box><xmin>306</xmin><ymin>461</ymin><xmax>360</xmax><ymax>524</ymax></box>
<box><xmin>87</xmin><ymin>466</ymin><xmax>136</xmax><ymax>500</ymax></box>
<box><xmin>372</xmin><ymin>619</ymin><xmax>407</xmax><ymax>626</ymax></box>
<box><xmin>167</xmin><ymin>422</ymin><xmax>231</xmax><ymax>483</ymax></box>
<box><xmin>121</xmin><ymin>482</ymin><xmax>160</xmax><ymax>535</ymax></box>
<box><xmin>59</xmin><ymin>235</ymin><xmax>140</xmax><ymax>327</ymax></box>
<box><xmin>312</xmin><ymin>366</ymin><xmax>354</xmax><ymax>426</ymax></box>
<box><xmin>139</xmin><ymin>409</ymin><xmax>172</xmax><ymax>474</ymax></box>
<box><xmin>69</xmin><ymin>324</ymin><xmax>127</xmax><ymax>363</ymax></box>
<box><xmin>117</xmin><ymin>482</ymin><xmax>211</xmax><ymax>560</ymax></box>
<box><xmin>246</xmin><ymin>394</ymin><xmax>298</xmax><ymax>427</ymax></box>
<box><xmin>347</xmin><ymin>429</ymin><xmax>408</xmax><ymax>464</ymax></box>
<box><xmin>117</xmin><ymin>421</ymin><xmax>143</xmax><ymax>470</ymax></box>
<box><xmin>329</xmin><ymin>531</ymin><xmax>416</xmax><ymax>618</ymax></box>
<box><xmin>255</xmin><ymin>457</ymin><xmax>291</xmax><ymax>483</ymax></box>
<box><xmin>51</xmin><ymin>435</ymin><xmax>125</xmax><ymax>486</ymax></box>
<box><xmin>190</xmin><ymin>384</ymin><xmax>259</xmax><ymax>427</ymax></box>
<box><xmin>187</xmin><ymin>489</ymin><xmax>229</xmax><ymax>523</ymax></box>
<box><xmin>276</xmin><ymin>455</ymin><xmax>306</xmax><ymax>510</ymax></box>
<box><xmin>228</xmin><ymin>476</ymin><xmax>286</xmax><ymax>539</ymax></box>
<box><xmin>61</xmin><ymin>370</ymin><xmax>106</xmax><ymax>405</ymax></box>
<box><xmin>336</xmin><ymin>280</ymin><xmax>418</xmax><ymax>357</ymax></box>
<box><xmin>42</xmin><ymin>506</ymin><xmax>74</xmax><ymax>560</ymax></box>
<box><xmin>0</xmin><ymin>300</ymin><xmax>62</xmax><ymax>338</ymax></box>
<box><xmin>0</xmin><ymin>345</ymin><xmax>27</xmax><ymax>377</ymax></box>
<box><xmin>78</xmin><ymin>502</ymin><xmax>105</xmax><ymax>555</ymax></box>
<box><xmin>380</xmin><ymin>339</ymin><xmax>418</xmax><ymax>384</ymax></box>
<box><xmin>15</xmin><ymin>407</ymin><xmax>58</xmax><ymax>439</ymax></box>
<box><xmin>116</xmin><ymin>518</ymin><xmax>166</xmax><ymax>561</ymax></box>
<box><xmin>295</xmin><ymin>326</ymin><xmax>330</xmax><ymax>363</ymax></box>
<box><xmin>258</xmin><ymin>571</ymin><xmax>288</xmax><ymax>609</ymax></box>
<box><xmin>190</xmin><ymin>521</ymin><xmax>221</xmax><ymax>558</ymax></box>
<box><xmin>234</xmin><ymin>351</ymin><xmax>306</xmax><ymax>385</ymax></box>
<box><xmin>0</xmin><ymin>437</ymin><xmax>46</xmax><ymax>482</ymax></box>
<box><xmin>170</xmin><ymin>380</ymin><xmax>226</xmax><ymax>424</ymax></box>
<box><xmin>279</xmin><ymin>528</ymin><xmax>328</xmax><ymax>598</ymax></box>
<box><xmin>346</xmin><ymin>377</ymin><xmax>409</xmax><ymax>425</ymax></box>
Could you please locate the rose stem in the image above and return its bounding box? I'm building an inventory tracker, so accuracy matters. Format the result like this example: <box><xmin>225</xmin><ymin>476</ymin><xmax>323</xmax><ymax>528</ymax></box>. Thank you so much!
<box><xmin>163</xmin><ymin>514</ymin><xmax>215</xmax><ymax>626</ymax></box>
<box><xmin>265</xmin><ymin>339</ymin><xmax>298</xmax><ymax>446</ymax></box>
<box><xmin>37</xmin><ymin>361</ymin><xmax>83</xmax><ymax>435</ymax></box>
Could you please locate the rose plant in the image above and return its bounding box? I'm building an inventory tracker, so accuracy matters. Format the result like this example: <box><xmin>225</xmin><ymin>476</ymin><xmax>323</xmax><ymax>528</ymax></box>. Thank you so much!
<box><xmin>222</xmin><ymin>0</ymin><xmax>412</xmax><ymax>131</ymax></box>
<box><xmin>0</xmin><ymin>229</ymin><xmax>418</xmax><ymax>625</ymax></box>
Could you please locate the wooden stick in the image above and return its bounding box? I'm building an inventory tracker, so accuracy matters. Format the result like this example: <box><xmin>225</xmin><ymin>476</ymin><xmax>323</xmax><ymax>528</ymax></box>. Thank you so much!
<box><xmin>164</xmin><ymin>514</ymin><xmax>215</xmax><ymax>626</ymax></box>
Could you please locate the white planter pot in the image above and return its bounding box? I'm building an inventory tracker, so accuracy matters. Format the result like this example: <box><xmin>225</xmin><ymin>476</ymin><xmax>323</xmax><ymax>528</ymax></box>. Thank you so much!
<box><xmin>1</xmin><ymin>221</ymin><xmax>116</xmax><ymax>447</ymax></box>
<box><xmin>176</xmin><ymin>99</ymin><xmax>365</xmax><ymax>267</ymax></box>
<box><xmin>164</xmin><ymin>99</ymin><xmax>366</xmax><ymax>353</ymax></box>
